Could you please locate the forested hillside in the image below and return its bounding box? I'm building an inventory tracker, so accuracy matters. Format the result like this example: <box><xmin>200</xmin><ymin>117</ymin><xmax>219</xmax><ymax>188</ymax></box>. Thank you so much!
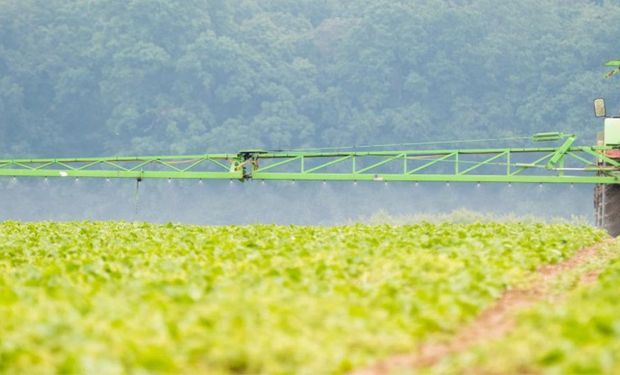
<box><xmin>1</xmin><ymin>0</ymin><xmax>619</xmax><ymax>157</ymax></box>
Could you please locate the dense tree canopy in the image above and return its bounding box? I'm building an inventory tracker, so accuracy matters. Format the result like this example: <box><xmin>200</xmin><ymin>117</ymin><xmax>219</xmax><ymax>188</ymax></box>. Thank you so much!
<box><xmin>1</xmin><ymin>0</ymin><xmax>620</xmax><ymax>157</ymax></box>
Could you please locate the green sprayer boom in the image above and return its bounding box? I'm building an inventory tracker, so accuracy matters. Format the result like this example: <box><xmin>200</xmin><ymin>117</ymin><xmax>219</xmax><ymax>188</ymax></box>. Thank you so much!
<box><xmin>0</xmin><ymin>132</ymin><xmax>618</xmax><ymax>184</ymax></box>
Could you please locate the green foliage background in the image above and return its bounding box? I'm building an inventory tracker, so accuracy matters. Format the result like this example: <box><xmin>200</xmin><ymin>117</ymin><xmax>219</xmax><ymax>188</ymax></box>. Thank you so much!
<box><xmin>2</xmin><ymin>0</ymin><xmax>620</xmax><ymax>157</ymax></box>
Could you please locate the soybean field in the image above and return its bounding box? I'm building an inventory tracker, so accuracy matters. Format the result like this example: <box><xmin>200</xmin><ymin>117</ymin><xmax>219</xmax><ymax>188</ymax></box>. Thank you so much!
<box><xmin>0</xmin><ymin>222</ymin><xmax>612</xmax><ymax>374</ymax></box>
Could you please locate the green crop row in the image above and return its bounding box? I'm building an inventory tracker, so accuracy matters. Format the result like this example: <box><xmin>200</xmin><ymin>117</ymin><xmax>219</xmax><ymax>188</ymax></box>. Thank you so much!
<box><xmin>0</xmin><ymin>222</ymin><xmax>606</xmax><ymax>374</ymax></box>
<box><xmin>428</xmin><ymin>241</ymin><xmax>620</xmax><ymax>375</ymax></box>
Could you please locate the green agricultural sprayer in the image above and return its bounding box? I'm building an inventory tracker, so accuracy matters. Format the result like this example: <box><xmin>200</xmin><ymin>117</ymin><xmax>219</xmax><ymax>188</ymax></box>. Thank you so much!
<box><xmin>3</xmin><ymin>62</ymin><xmax>620</xmax><ymax>234</ymax></box>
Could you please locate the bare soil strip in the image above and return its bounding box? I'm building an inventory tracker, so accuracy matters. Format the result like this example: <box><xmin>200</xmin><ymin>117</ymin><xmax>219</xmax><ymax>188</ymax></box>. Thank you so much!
<box><xmin>352</xmin><ymin>239</ymin><xmax>614</xmax><ymax>375</ymax></box>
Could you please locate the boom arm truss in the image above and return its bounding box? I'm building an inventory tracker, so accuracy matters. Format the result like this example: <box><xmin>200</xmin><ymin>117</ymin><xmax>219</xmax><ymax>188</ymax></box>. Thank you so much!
<box><xmin>246</xmin><ymin>145</ymin><xmax>619</xmax><ymax>184</ymax></box>
<box><xmin>1</xmin><ymin>137</ymin><xmax>619</xmax><ymax>184</ymax></box>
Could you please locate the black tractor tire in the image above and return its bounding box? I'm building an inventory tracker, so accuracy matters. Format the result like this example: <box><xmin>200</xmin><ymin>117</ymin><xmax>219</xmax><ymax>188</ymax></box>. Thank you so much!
<box><xmin>595</xmin><ymin>183</ymin><xmax>620</xmax><ymax>237</ymax></box>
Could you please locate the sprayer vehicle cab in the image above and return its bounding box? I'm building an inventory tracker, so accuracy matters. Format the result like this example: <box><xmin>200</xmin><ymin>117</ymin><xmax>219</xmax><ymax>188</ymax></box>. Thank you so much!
<box><xmin>594</xmin><ymin>97</ymin><xmax>620</xmax><ymax>153</ymax></box>
<box><xmin>595</xmin><ymin>60</ymin><xmax>620</xmax><ymax>151</ymax></box>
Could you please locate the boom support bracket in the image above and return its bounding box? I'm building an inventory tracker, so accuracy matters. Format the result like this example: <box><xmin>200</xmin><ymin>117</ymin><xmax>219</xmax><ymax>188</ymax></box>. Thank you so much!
<box><xmin>545</xmin><ymin>135</ymin><xmax>576</xmax><ymax>170</ymax></box>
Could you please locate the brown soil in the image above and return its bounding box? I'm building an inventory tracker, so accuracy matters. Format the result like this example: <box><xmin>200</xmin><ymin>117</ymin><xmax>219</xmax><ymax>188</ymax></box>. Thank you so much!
<box><xmin>352</xmin><ymin>239</ymin><xmax>614</xmax><ymax>375</ymax></box>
